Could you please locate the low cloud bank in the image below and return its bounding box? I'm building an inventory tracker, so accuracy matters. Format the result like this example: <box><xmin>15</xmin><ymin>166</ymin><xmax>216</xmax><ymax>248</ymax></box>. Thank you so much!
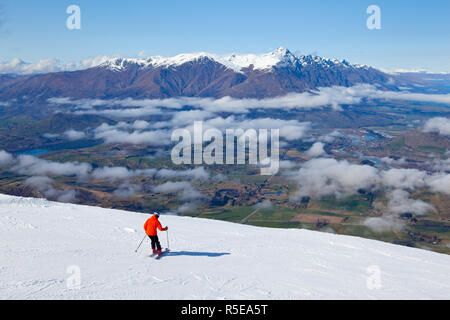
<box><xmin>0</xmin><ymin>150</ymin><xmax>14</xmax><ymax>166</ymax></box>
<box><xmin>152</xmin><ymin>181</ymin><xmax>203</xmax><ymax>201</ymax></box>
<box><xmin>64</xmin><ymin>129</ymin><xmax>86</xmax><ymax>141</ymax></box>
<box><xmin>0</xmin><ymin>151</ymin><xmax>209</xmax><ymax>204</ymax></box>
<box><xmin>113</xmin><ymin>182</ymin><xmax>142</xmax><ymax>198</ymax></box>
<box><xmin>363</xmin><ymin>216</ymin><xmax>405</xmax><ymax>233</ymax></box>
<box><xmin>422</xmin><ymin>117</ymin><xmax>450</xmax><ymax>136</ymax></box>
<box><xmin>12</xmin><ymin>155</ymin><xmax>92</xmax><ymax>179</ymax></box>
<box><xmin>289</xmin><ymin>158</ymin><xmax>449</xmax><ymax>232</ymax></box>
<box><xmin>386</xmin><ymin>189</ymin><xmax>434</xmax><ymax>216</ymax></box>
<box><xmin>87</xmin><ymin>116</ymin><xmax>311</xmax><ymax>146</ymax></box>
<box><xmin>25</xmin><ymin>176</ymin><xmax>76</xmax><ymax>203</ymax></box>
<box><xmin>48</xmin><ymin>84</ymin><xmax>450</xmax><ymax>119</ymax></box>
<box><xmin>291</xmin><ymin>158</ymin><xmax>379</xmax><ymax>199</ymax></box>
<box><xmin>94</xmin><ymin>123</ymin><xmax>171</xmax><ymax>146</ymax></box>
<box><xmin>42</xmin><ymin>129</ymin><xmax>87</xmax><ymax>141</ymax></box>
<box><xmin>0</xmin><ymin>56</ymin><xmax>115</xmax><ymax>75</ymax></box>
<box><xmin>305</xmin><ymin>142</ymin><xmax>326</xmax><ymax>158</ymax></box>
<box><xmin>254</xmin><ymin>200</ymin><xmax>273</xmax><ymax>210</ymax></box>
<box><xmin>290</xmin><ymin>159</ymin><xmax>449</xmax><ymax>199</ymax></box>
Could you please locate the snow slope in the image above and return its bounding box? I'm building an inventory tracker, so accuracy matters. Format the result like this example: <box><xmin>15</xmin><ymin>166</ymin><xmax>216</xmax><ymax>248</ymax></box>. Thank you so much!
<box><xmin>0</xmin><ymin>194</ymin><xmax>449</xmax><ymax>300</ymax></box>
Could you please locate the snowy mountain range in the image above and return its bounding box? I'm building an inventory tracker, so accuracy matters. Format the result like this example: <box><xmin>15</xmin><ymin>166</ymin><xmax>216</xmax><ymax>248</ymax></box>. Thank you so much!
<box><xmin>100</xmin><ymin>47</ymin><xmax>370</xmax><ymax>73</ymax></box>
<box><xmin>0</xmin><ymin>47</ymin><xmax>392</xmax><ymax>101</ymax></box>
<box><xmin>1</xmin><ymin>194</ymin><xmax>449</xmax><ymax>299</ymax></box>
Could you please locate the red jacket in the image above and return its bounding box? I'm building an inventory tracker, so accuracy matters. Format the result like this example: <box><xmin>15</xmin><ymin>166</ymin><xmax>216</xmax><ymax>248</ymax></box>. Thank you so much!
<box><xmin>144</xmin><ymin>215</ymin><xmax>166</xmax><ymax>236</ymax></box>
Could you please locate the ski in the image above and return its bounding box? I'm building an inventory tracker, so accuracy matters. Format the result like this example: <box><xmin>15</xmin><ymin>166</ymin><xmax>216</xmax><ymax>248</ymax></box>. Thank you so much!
<box><xmin>154</xmin><ymin>248</ymin><xmax>170</xmax><ymax>259</ymax></box>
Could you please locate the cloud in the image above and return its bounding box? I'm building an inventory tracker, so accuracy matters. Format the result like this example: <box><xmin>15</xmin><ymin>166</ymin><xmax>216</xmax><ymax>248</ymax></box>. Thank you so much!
<box><xmin>0</xmin><ymin>151</ymin><xmax>215</xmax><ymax>203</ymax></box>
<box><xmin>0</xmin><ymin>150</ymin><xmax>14</xmax><ymax>166</ymax></box>
<box><xmin>49</xmin><ymin>86</ymin><xmax>362</xmax><ymax>113</ymax></box>
<box><xmin>426</xmin><ymin>174</ymin><xmax>450</xmax><ymax>195</ymax></box>
<box><xmin>48</xmin><ymin>84</ymin><xmax>450</xmax><ymax>121</ymax></box>
<box><xmin>113</xmin><ymin>182</ymin><xmax>142</xmax><ymax>198</ymax></box>
<box><xmin>279</xmin><ymin>160</ymin><xmax>299</xmax><ymax>169</ymax></box>
<box><xmin>132</xmin><ymin>120</ymin><xmax>150</xmax><ymax>130</ymax></box>
<box><xmin>153</xmin><ymin>110</ymin><xmax>216</xmax><ymax>129</ymax></box>
<box><xmin>380</xmin><ymin>157</ymin><xmax>407</xmax><ymax>166</ymax></box>
<box><xmin>290</xmin><ymin>158</ymin><xmax>450</xmax><ymax>199</ymax></box>
<box><xmin>90</xmin><ymin>165</ymin><xmax>210</xmax><ymax>182</ymax></box>
<box><xmin>288</xmin><ymin>157</ymin><xmax>446</xmax><ymax>231</ymax></box>
<box><xmin>64</xmin><ymin>129</ymin><xmax>86</xmax><ymax>141</ymax></box>
<box><xmin>41</xmin><ymin>129</ymin><xmax>86</xmax><ymax>141</ymax></box>
<box><xmin>91</xmin><ymin>166</ymin><xmax>156</xmax><ymax>181</ymax></box>
<box><xmin>92</xmin><ymin>116</ymin><xmax>310</xmax><ymax>147</ymax></box>
<box><xmin>430</xmin><ymin>158</ymin><xmax>450</xmax><ymax>172</ymax></box>
<box><xmin>0</xmin><ymin>55</ymin><xmax>117</xmax><ymax>75</ymax></box>
<box><xmin>0</xmin><ymin>151</ymin><xmax>92</xmax><ymax>180</ymax></box>
<box><xmin>386</xmin><ymin>189</ymin><xmax>434</xmax><ymax>215</ymax></box>
<box><xmin>43</xmin><ymin>133</ymin><xmax>60</xmax><ymax>139</ymax></box>
<box><xmin>92</xmin><ymin>166</ymin><xmax>139</xmax><ymax>180</ymax></box>
<box><xmin>12</xmin><ymin>155</ymin><xmax>92</xmax><ymax>179</ymax></box>
<box><xmin>81</xmin><ymin>107</ymin><xmax>164</xmax><ymax>118</ymax></box>
<box><xmin>155</xmin><ymin>167</ymin><xmax>209</xmax><ymax>181</ymax></box>
<box><xmin>422</xmin><ymin>117</ymin><xmax>450</xmax><ymax>136</ymax></box>
<box><xmin>290</xmin><ymin>158</ymin><xmax>379</xmax><ymax>199</ymax></box>
<box><xmin>239</xmin><ymin>118</ymin><xmax>310</xmax><ymax>141</ymax></box>
<box><xmin>254</xmin><ymin>200</ymin><xmax>272</xmax><ymax>210</ymax></box>
<box><xmin>175</xmin><ymin>202</ymin><xmax>198</xmax><ymax>214</ymax></box>
<box><xmin>316</xmin><ymin>130</ymin><xmax>342</xmax><ymax>143</ymax></box>
<box><xmin>25</xmin><ymin>176</ymin><xmax>76</xmax><ymax>203</ymax></box>
<box><xmin>152</xmin><ymin>181</ymin><xmax>203</xmax><ymax>201</ymax></box>
<box><xmin>184</xmin><ymin>116</ymin><xmax>311</xmax><ymax>141</ymax></box>
<box><xmin>0</xmin><ymin>58</ymin><xmax>62</xmax><ymax>75</ymax></box>
<box><xmin>380</xmin><ymin>168</ymin><xmax>428</xmax><ymax>190</ymax></box>
<box><xmin>48</xmin><ymin>97</ymin><xmax>121</xmax><ymax>110</ymax></box>
<box><xmin>363</xmin><ymin>216</ymin><xmax>405</xmax><ymax>233</ymax></box>
<box><xmin>385</xmin><ymin>68</ymin><xmax>448</xmax><ymax>74</ymax></box>
<box><xmin>94</xmin><ymin>124</ymin><xmax>171</xmax><ymax>145</ymax></box>
<box><xmin>305</xmin><ymin>142</ymin><xmax>326</xmax><ymax>158</ymax></box>
<box><xmin>363</xmin><ymin>189</ymin><xmax>434</xmax><ymax>233</ymax></box>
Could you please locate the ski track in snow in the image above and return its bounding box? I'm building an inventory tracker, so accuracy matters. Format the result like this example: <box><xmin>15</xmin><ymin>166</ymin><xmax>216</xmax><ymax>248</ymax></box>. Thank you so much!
<box><xmin>0</xmin><ymin>194</ymin><xmax>449</xmax><ymax>299</ymax></box>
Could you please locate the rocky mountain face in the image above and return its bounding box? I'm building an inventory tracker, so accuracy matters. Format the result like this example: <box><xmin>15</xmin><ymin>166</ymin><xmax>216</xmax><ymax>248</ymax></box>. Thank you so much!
<box><xmin>0</xmin><ymin>47</ymin><xmax>392</xmax><ymax>102</ymax></box>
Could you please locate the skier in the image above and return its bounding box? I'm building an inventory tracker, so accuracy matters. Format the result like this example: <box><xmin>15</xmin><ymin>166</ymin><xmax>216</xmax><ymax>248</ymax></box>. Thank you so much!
<box><xmin>143</xmin><ymin>212</ymin><xmax>168</xmax><ymax>257</ymax></box>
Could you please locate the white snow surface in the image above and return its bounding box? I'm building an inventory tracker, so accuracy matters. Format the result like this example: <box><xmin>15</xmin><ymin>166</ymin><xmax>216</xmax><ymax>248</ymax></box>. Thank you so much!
<box><xmin>0</xmin><ymin>194</ymin><xmax>449</xmax><ymax>300</ymax></box>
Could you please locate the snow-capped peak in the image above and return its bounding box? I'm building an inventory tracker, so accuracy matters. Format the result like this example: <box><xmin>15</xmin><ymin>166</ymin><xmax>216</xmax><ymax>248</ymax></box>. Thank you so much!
<box><xmin>99</xmin><ymin>47</ymin><xmax>366</xmax><ymax>73</ymax></box>
<box><xmin>219</xmin><ymin>47</ymin><xmax>297</xmax><ymax>71</ymax></box>
<box><xmin>100</xmin><ymin>53</ymin><xmax>217</xmax><ymax>72</ymax></box>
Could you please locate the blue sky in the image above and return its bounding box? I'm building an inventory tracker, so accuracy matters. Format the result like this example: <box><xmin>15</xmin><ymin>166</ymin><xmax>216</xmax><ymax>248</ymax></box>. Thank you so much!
<box><xmin>1</xmin><ymin>0</ymin><xmax>449</xmax><ymax>72</ymax></box>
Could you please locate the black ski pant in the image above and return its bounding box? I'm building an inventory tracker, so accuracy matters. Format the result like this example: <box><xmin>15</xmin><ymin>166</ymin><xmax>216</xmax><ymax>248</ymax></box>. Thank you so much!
<box><xmin>148</xmin><ymin>235</ymin><xmax>162</xmax><ymax>251</ymax></box>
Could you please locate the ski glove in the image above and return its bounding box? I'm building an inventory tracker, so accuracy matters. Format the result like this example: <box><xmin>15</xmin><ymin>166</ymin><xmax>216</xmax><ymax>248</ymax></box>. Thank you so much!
<box><xmin>164</xmin><ymin>227</ymin><xmax>168</xmax><ymax>231</ymax></box>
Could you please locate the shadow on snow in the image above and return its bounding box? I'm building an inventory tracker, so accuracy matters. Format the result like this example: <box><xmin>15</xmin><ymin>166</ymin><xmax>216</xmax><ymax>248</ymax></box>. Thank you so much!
<box><xmin>166</xmin><ymin>251</ymin><xmax>231</xmax><ymax>257</ymax></box>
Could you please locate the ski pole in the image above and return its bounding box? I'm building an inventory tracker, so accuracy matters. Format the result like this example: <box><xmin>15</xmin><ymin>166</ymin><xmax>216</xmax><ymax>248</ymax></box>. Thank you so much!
<box><xmin>135</xmin><ymin>234</ymin><xmax>147</xmax><ymax>253</ymax></box>
<box><xmin>166</xmin><ymin>230</ymin><xmax>170</xmax><ymax>250</ymax></box>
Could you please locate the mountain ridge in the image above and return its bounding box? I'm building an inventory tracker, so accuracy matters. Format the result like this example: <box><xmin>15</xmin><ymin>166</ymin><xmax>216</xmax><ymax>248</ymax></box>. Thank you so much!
<box><xmin>0</xmin><ymin>47</ymin><xmax>392</xmax><ymax>101</ymax></box>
